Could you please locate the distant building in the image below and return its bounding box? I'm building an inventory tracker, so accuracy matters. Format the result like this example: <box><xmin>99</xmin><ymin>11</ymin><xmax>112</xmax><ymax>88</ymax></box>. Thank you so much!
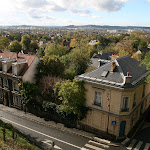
<box><xmin>0</xmin><ymin>51</ymin><xmax>39</xmax><ymax>109</ymax></box>
<box><xmin>77</xmin><ymin>55</ymin><xmax>150</xmax><ymax>139</ymax></box>
<box><xmin>89</xmin><ymin>40</ymin><xmax>99</xmax><ymax>46</ymax></box>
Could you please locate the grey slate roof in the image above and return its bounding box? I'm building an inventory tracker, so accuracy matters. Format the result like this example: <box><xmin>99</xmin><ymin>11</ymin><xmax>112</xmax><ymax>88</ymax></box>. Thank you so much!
<box><xmin>92</xmin><ymin>52</ymin><xmax>113</xmax><ymax>60</ymax></box>
<box><xmin>91</xmin><ymin>52</ymin><xmax>113</xmax><ymax>68</ymax></box>
<box><xmin>77</xmin><ymin>55</ymin><xmax>150</xmax><ymax>88</ymax></box>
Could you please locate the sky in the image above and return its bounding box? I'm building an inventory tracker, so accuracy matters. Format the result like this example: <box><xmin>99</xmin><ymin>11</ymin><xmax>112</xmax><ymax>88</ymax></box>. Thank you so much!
<box><xmin>0</xmin><ymin>0</ymin><xmax>150</xmax><ymax>26</ymax></box>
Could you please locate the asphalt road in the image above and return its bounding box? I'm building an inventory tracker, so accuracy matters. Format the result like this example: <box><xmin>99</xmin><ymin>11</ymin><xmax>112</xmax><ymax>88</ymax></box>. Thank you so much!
<box><xmin>0</xmin><ymin>110</ymin><xmax>89</xmax><ymax>150</ymax></box>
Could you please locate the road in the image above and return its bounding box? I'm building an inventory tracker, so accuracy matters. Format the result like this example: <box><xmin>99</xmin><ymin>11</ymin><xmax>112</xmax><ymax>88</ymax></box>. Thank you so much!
<box><xmin>0</xmin><ymin>105</ymin><xmax>128</xmax><ymax>150</ymax></box>
<box><xmin>0</xmin><ymin>110</ymin><xmax>89</xmax><ymax>150</ymax></box>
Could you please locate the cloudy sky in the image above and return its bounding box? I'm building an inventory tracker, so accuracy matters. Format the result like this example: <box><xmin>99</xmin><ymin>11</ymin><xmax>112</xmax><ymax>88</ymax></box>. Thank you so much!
<box><xmin>0</xmin><ymin>0</ymin><xmax>150</xmax><ymax>26</ymax></box>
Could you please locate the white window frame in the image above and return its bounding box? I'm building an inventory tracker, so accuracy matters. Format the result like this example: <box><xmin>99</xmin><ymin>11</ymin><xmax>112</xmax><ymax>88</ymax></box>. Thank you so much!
<box><xmin>94</xmin><ymin>91</ymin><xmax>102</xmax><ymax>106</ymax></box>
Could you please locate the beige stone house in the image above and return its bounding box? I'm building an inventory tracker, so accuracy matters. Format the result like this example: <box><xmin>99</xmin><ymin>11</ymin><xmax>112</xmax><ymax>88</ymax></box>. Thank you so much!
<box><xmin>77</xmin><ymin>55</ymin><xmax>150</xmax><ymax>139</ymax></box>
<box><xmin>0</xmin><ymin>51</ymin><xmax>39</xmax><ymax>109</ymax></box>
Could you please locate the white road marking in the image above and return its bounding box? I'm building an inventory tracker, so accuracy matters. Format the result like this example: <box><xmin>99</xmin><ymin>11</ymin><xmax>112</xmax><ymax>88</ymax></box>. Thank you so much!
<box><xmin>127</xmin><ymin>139</ymin><xmax>136</xmax><ymax>150</ymax></box>
<box><xmin>122</xmin><ymin>138</ymin><xmax>130</xmax><ymax>145</ymax></box>
<box><xmin>89</xmin><ymin>140</ymin><xmax>109</xmax><ymax>148</ymax></box>
<box><xmin>144</xmin><ymin>143</ymin><xmax>150</xmax><ymax>150</ymax></box>
<box><xmin>42</xmin><ymin>139</ymin><xmax>62</xmax><ymax>149</ymax></box>
<box><xmin>94</xmin><ymin>137</ymin><xmax>111</xmax><ymax>144</ymax></box>
<box><xmin>1</xmin><ymin>117</ymin><xmax>81</xmax><ymax>149</ymax></box>
<box><xmin>133</xmin><ymin>141</ymin><xmax>143</xmax><ymax>150</ymax></box>
<box><xmin>85</xmin><ymin>143</ymin><xmax>105</xmax><ymax>150</ymax></box>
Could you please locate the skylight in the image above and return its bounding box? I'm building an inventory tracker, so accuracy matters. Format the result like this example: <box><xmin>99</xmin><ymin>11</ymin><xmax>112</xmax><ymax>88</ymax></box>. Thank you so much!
<box><xmin>101</xmin><ymin>71</ymin><xmax>109</xmax><ymax>77</ymax></box>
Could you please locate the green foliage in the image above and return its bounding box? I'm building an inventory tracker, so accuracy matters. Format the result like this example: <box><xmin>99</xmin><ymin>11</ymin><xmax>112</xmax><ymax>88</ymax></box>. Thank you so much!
<box><xmin>9</xmin><ymin>40</ymin><xmax>22</xmax><ymax>53</ymax></box>
<box><xmin>21</xmin><ymin>34</ymin><xmax>31</xmax><ymax>50</ymax></box>
<box><xmin>36</xmin><ymin>48</ymin><xmax>45</xmax><ymax>58</ymax></box>
<box><xmin>7</xmin><ymin>33</ymin><xmax>21</xmax><ymax>42</ymax></box>
<box><xmin>21</xmin><ymin>82</ymin><xmax>38</xmax><ymax>103</ymax></box>
<box><xmin>0</xmin><ymin>120</ymin><xmax>41</xmax><ymax>150</ymax></box>
<box><xmin>55</xmin><ymin>79</ymin><xmax>87</xmax><ymax>119</ymax></box>
<box><xmin>141</xmin><ymin>51</ymin><xmax>150</xmax><ymax>82</ymax></box>
<box><xmin>132</xmin><ymin>37</ymin><xmax>141</xmax><ymax>50</ymax></box>
<box><xmin>139</xmin><ymin>39</ymin><xmax>147</xmax><ymax>50</ymax></box>
<box><xmin>98</xmin><ymin>36</ymin><xmax>111</xmax><ymax>49</ymax></box>
<box><xmin>30</xmin><ymin>41</ymin><xmax>39</xmax><ymax>51</ymax></box>
<box><xmin>44</xmin><ymin>43</ymin><xmax>69</xmax><ymax>57</ymax></box>
<box><xmin>141</xmin><ymin>51</ymin><xmax>150</xmax><ymax>70</ymax></box>
<box><xmin>0</xmin><ymin>36</ymin><xmax>10</xmax><ymax>50</ymax></box>
<box><xmin>35</xmin><ymin>56</ymin><xmax>65</xmax><ymax>81</ymax></box>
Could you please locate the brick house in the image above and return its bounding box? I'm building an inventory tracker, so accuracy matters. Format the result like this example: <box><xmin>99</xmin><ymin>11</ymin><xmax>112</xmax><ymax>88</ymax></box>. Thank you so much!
<box><xmin>77</xmin><ymin>55</ymin><xmax>150</xmax><ymax>139</ymax></box>
<box><xmin>0</xmin><ymin>51</ymin><xmax>39</xmax><ymax>109</ymax></box>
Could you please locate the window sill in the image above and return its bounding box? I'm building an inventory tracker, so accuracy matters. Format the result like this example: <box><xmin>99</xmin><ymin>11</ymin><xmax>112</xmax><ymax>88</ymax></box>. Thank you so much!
<box><xmin>93</xmin><ymin>102</ymin><xmax>102</xmax><ymax>107</ymax></box>
<box><xmin>121</xmin><ymin>108</ymin><xmax>129</xmax><ymax>112</ymax></box>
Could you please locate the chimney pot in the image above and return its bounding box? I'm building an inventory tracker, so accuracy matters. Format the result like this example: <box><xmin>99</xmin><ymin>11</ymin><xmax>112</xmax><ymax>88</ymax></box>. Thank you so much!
<box><xmin>127</xmin><ymin>72</ymin><xmax>129</xmax><ymax>76</ymax></box>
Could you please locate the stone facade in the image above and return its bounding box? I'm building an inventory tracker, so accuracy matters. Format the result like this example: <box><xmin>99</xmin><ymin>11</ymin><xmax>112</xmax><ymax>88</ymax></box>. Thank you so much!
<box><xmin>0</xmin><ymin>51</ymin><xmax>39</xmax><ymax>109</ymax></box>
<box><xmin>77</xmin><ymin>55</ymin><xmax>150</xmax><ymax>139</ymax></box>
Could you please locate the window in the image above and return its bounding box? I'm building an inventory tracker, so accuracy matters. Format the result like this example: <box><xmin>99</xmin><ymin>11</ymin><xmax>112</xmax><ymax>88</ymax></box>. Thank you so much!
<box><xmin>4</xmin><ymin>79</ymin><xmax>8</xmax><ymax>88</ymax></box>
<box><xmin>142</xmin><ymin>84</ymin><xmax>145</xmax><ymax>98</ymax></box>
<box><xmin>14</xmin><ymin>83</ymin><xmax>19</xmax><ymax>91</ymax></box>
<box><xmin>132</xmin><ymin>93</ymin><xmax>136</xmax><ymax>108</ymax></box>
<box><xmin>0</xmin><ymin>78</ymin><xmax>2</xmax><ymax>86</ymax></box>
<box><xmin>121</xmin><ymin>97</ymin><xmax>129</xmax><ymax>112</ymax></box>
<box><xmin>94</xmin><ymin>91</ymin><xmax>102</xmax><ymax>106</ymax></box>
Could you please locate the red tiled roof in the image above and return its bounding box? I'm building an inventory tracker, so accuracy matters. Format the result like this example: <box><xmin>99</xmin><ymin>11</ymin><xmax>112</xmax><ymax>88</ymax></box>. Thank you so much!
<box><xmin>0</xmin><ymin>51</ymin><xmax>36</xmax><ymax>76</ymax></box>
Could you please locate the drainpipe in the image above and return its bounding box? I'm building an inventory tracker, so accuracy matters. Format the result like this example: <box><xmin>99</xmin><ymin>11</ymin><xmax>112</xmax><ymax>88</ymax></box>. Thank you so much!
<box><xmin>106</xmin><ymin>89</ymin><xmax>111</xmax><ymax>135</ymax></box>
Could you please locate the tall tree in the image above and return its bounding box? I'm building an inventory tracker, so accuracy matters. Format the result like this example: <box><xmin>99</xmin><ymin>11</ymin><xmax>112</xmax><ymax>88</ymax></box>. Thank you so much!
<box><xmin>0</xmin><ymin>36</ymin><xmax>10</xmax><ymax>50</ymax></box>
<box><xmin>21</xmin><ymin>34</ymin><xmax>31</xmax><ymax>50</ymax></box>
<box><xmin>44</xmin><ymin>43</ymin><xmax>69</xmax><ymax>57</ymax></box>
<box><xmin>9</xmin><ymin>40</ymin><xmax>22</xmax><ymax>54</ymax></box>
<box><xmin>30</xmin><ymin>41</ymin><xmax>39</xmax><ymax>51</ymax></box>
<box><xmin>35</xmin><ymin>56</ymin><xmax>65</xmax><ymax>82</ymax></box>
<box><xmin>55</xmin><ymin>79</ymin><xmax>87</xmax><ymax>119</ymax></box>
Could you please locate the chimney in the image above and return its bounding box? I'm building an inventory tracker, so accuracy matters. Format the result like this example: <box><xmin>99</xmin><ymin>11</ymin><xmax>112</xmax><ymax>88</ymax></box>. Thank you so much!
<box><xmin>111</xmin><ymin>54</ymin><xmax>119</xmax><ymax>61</ymax></box>
<box><xmin>124</xmin><ymin>72</ymin><xmax>132</xmax><ymax>83</ymax></box>
<box><xmin>98</xmin><ymin>50</ymin><xmax>103</xmax><ymax>55</ymax></box>
<box><xmin>111</xmin><ymin>62</ymin><xmax>116</xmax><ymax>72</ymax></box>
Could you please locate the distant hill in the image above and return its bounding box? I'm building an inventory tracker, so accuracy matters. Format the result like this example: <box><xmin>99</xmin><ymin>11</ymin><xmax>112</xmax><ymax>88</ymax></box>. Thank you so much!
<box><xmin>0</xmin><ymin>25</ymin><xmax>150</xmax><ymax>30</ymax></box>
<box><xmin>64</xmin><ymin>25</ymin><xmax>150</xmax><ymax>30</ymax></box>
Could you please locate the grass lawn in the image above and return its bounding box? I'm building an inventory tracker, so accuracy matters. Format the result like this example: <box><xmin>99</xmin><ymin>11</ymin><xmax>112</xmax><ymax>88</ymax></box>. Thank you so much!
<box><xmin>0</xmin><ymin>125</ymin><xmax>42</xmax><ymax>150</ymax></box>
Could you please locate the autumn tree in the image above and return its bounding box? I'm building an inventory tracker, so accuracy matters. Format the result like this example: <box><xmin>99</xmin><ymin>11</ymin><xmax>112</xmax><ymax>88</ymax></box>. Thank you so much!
<box><xmin>0</xmin><ymin>36</ymin><xmax>10</xmax><ymax>50</ymax></box>
<box><xmin>35</xmin><ymin>56</ymin><xmax>65</xmax><ymax>81</ymax></box>
<box><xmin>70</xmin><ymin>39</ymin><xmax>78</xmax><ymax>48</ymax></box>
<box><xmin>55</xmin><ymin>79</ymin><xmax>87</xmax><ymax>119</ymax></box>
<box><xmin>9</xmin><ymin>40</ymin><xmax>22</xmax><ymax>54</ymax></box>
<box><xmin>21</xmin><ymin>34</ymin><xmax>31</xmax><ymax>50</ymax></box>
<box><xmin>30</xmin><ymin>41</ymin><xmax>39</xmax><ymax>51</ymax></box>
<box><xmin>44</xmin><ymin>43</ymin><xmax>69</xmax><ymax>57</ymax></box>
<box><xmin>39</xmin><ymin>75</ymin><xmax>63</xmax><ymax>102</ymax></box>
<box><xmin>141</xmin><ymin>51</ymin><xmax>150</xmax><ymax>82</ymax></box>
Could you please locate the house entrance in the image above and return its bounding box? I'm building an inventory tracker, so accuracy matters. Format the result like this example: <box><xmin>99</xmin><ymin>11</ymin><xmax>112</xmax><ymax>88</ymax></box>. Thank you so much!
<box><xmin>119</xmin><ymin>121</ymin><xmax>126</xmax><ymax>137</ymax></box>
